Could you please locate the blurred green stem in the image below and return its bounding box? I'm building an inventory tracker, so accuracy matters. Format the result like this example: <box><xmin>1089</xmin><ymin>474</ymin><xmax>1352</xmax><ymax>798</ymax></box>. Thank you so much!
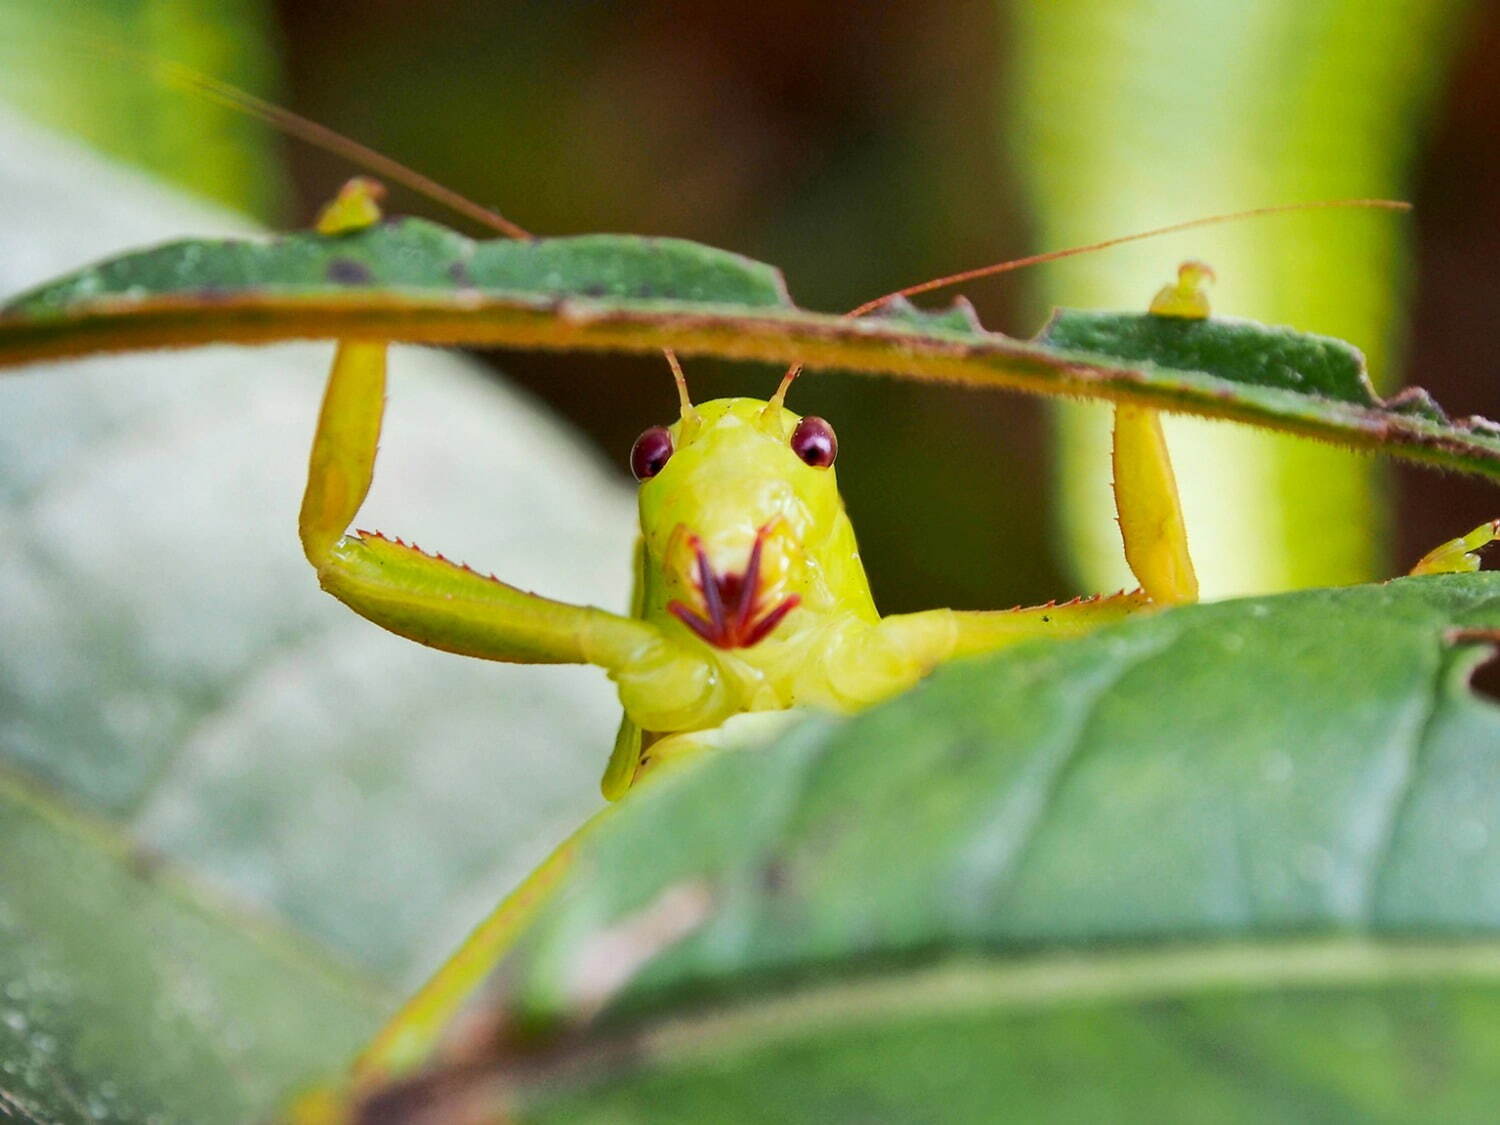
<box><xmin>1008</xmin><ymin>0</ymin><xmax>1471</xmax><ymax>595</ymax></box>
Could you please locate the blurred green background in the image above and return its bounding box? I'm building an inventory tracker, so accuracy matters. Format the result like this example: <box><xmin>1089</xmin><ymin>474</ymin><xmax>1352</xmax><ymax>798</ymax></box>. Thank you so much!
<box><xmin>3</xmin><ymin>0</ymin><xmax>1497</xmax><ymax>609</ymax></box>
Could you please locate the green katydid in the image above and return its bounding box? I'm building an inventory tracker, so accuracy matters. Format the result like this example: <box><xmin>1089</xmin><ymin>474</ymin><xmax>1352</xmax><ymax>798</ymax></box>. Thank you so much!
<box><xmin>302</xmin><ymin>331</ymin><xmax>1170</xmax><ymax>802</ymax></box>
<box><xmin>297</xmin><ymin>178</ymin><xmax>1469</xmax><ymax>802</ymax></box>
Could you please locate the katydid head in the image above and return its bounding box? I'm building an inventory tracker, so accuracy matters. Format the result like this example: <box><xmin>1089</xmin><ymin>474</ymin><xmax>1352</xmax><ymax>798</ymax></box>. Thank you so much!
<box><xmin>632</xmin><ymin>397</ymin><xmax>858</xmax><ymax>649</ymax></box>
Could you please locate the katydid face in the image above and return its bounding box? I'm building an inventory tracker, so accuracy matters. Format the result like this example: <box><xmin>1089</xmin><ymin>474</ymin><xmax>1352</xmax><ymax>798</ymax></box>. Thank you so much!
<box><xmin>633</xmin><ymin>398</ymin><xmax>878</xmax><ymax>656</ymax></box>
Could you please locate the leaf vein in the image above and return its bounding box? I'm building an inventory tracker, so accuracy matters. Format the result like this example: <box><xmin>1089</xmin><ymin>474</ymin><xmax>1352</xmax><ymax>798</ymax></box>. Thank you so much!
<box><xmin>1361</xmin><ymin>644</ymin><xmax>1451</xmax><ymax>925</ymax></box>
<box><xmin>983</xmin><ymin>628</ymin><xmax>1184</xmax><ymax>907</ymax></box>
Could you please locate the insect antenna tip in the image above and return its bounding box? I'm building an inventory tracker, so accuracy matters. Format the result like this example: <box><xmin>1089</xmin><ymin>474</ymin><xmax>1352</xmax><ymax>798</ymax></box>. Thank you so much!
<box><xmin>663</xmin><ymin>349</ymin><xmax>699</xmax><ymax>423</ymax></box>
<box><xmin>766</xmin><ymin>363</ymin><xmax>801</xmax><ymax>415</ymax></box>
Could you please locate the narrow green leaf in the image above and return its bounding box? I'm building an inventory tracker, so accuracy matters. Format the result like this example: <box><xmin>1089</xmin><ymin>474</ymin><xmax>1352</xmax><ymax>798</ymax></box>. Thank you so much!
<box><xmin>2</xmin><ymin>222</ymin><xmax>1497</xmax><ymax>481</ymax></box>
<box><xmin>349</xmin><ymin>574</ymin><xmax>1500</xmax><ymax>1120</ymax></box>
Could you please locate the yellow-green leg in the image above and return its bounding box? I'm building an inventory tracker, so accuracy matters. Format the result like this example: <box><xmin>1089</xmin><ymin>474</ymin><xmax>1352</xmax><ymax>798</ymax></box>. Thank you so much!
<box><xmin>889</xmin><ymin>400</ymin><xmax>1195</xmax><ymax>665</ymax></box>
<box><xmin>1112</xmin><ymin>404</ymin><xmax>1198</xmax><ymax>605</ymax></box>
<box><xmin>297</xmin><ymin>342</ymin><xmax>695</xmax><ymax>673</ymax></box>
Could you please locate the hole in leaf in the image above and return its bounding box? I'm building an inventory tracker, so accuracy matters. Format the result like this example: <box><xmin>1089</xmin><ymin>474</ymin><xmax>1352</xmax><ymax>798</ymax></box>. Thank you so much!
<box><xmin>1472</xmin><ymin>652</ymin><xmax>1500</xmax><ymax>705</ymax></box>
<box><xmin>1454</xmin><ymin>629</ymin><xmax>1500</xmax><ymax>704</ymax></box>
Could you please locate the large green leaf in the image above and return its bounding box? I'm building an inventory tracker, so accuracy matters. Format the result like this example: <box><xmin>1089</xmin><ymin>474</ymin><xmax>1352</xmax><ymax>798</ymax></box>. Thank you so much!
<box><xmin>0</xmin><ymin>769</ymin><xmax>384</xmax><ymax>1123</ymax></box>
<box><xmin>2</xmin><ymin>217</ymin><xmax>1498</xmax><ymax>481</ymax></box>
<box><xmin>348</xmin><ymin>574</ymin><xmax>1500</xmax><ymax>1120</ymax></box>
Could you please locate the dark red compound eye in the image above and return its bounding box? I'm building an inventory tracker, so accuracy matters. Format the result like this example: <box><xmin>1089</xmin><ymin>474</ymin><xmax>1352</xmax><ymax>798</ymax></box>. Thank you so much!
<box><xmin>790</xmin><ymin>416</ymin><xmax>837</xmax><ymax>468</ymax></box>
<box><xmin>630</xmin><ymin>425</ymin><xmax>674</xmax><ymax>481</ymax></box>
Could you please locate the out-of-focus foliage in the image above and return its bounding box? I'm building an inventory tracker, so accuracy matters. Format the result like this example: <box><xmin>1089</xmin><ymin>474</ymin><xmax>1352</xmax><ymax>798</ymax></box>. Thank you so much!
<box><xmin>0</xmin><ymin>772</ymin><xmax>384</xmax><ymax>1124</ymax></box>
<box><xmin>0</xmin><ymin>0</ymin><xmax>286</xmax><ymax>219</ymax></box>
<box><xmin>1010</xmin><ymin>0</ymin><xmax>1474</xmax><ymax>596</ymax></box>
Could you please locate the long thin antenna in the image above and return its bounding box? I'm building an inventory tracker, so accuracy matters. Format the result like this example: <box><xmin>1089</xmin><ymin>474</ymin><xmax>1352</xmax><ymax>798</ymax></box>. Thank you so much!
<box><xmin>847</xmin><ymin>198</ymin><xmax>1410</xmax><ymax>319</ymax></box>
<box><xmin>79</xmin><ymin>40</ymin><xmax>534</xmax><ymax>240</ymax></box>
<box><xmin>770</xmin><ymin>197</ymin><xmax>1412</xmax><ymax>405</ymax></box>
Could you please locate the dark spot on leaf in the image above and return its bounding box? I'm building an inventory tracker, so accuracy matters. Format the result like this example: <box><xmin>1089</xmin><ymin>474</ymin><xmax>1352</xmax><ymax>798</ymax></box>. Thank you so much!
<box><xmin>447</xmin><ymin>260</ymin><xmax>474</xmax><ymax>286</ymax></box>
<box><xmin>327</xmin><ymin>258</ymin><xmax>373</xmax><ymax>285</ymax></box>
<box><xmin>760</xmin><ymin>859</ymin><xmax>789</xmax><ymax>894</ymax></box>
<box><xmin>945</xmin><ymin>736</ymin><xmax>989</xmax><ymax>765</ymax></box>
<box><xmin>127</xmin><ymin>843</ymin><xmax>167</xmax><ymax>880</ymax></box>
<box><xmin>1041</xmin><ymin>615</ymin><xmax>1051</xmax><ymax>623</ymax></box>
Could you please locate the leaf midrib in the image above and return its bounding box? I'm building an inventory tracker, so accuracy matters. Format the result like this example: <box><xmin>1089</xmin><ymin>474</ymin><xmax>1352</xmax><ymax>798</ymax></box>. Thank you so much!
<box><xmin>420</xmin><ymin>938</ymin><xmax>1500</xmax><ymax>1103</ymax></box>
